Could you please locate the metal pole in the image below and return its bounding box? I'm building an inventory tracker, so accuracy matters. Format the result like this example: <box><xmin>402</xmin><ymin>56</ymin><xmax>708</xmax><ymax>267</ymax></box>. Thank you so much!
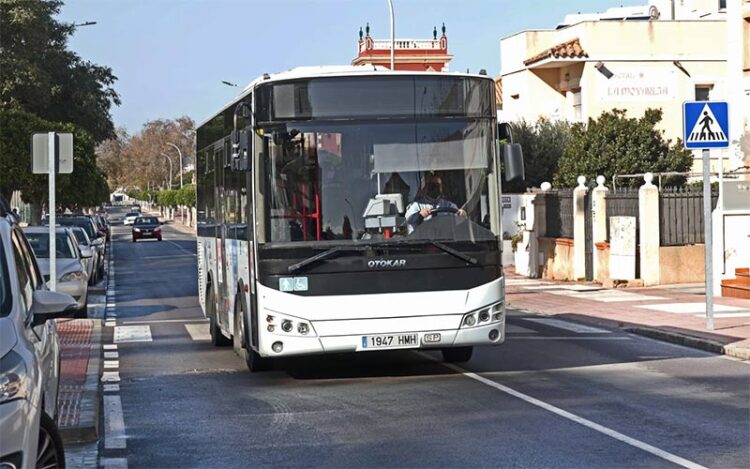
<box><xmin>702</xmin><ymin>148</ymin><xmax>714</xmax><ymax>330</ymax></box>
<box><xmin>387</xmin><ymin>0</ymin><xmax>395</xmax><ymax>70</ymax></box>
<box><xmin>167</xmin><ymin>143</ymin><xmax>183</xmax><ymax>188</ymax></box>
<box><xmin>48</xmin><ymin>132</ymin><xmax>56</xmax><ymax>292</ymax></box>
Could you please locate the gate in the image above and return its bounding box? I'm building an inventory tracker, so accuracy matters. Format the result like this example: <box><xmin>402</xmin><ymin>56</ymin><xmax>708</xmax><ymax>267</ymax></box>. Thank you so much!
<box><xmin>584</xmin><ymin>188</ymin><xmax>594</xmax><ymax>281</ymax></box>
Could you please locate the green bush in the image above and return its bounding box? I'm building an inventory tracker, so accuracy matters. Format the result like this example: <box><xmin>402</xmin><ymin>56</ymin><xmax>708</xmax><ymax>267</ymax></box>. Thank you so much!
<box><xmin>505</xmin><ymin>119</ymin><xmax>572</xmax><ymax>193</ymax></box>
<box><xmin>553</xmin><ymin>109</ymin><xmax>692</xmax><ymax>188</ymax></box>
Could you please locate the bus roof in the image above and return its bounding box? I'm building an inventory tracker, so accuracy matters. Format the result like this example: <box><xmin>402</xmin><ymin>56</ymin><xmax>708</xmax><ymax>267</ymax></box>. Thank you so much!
<box><xmin>197</xmin><ymin>65</ymin><xmax>493</xmax><ymax>129</ymax></box>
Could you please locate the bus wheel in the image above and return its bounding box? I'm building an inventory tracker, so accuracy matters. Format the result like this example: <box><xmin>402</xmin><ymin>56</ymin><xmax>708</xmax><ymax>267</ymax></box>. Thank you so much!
<box><xmin>208</xmin><ymin>289</ymin><xmax>231</xmax><ymax>347</ymax></box>
<box><xmin>234</xmin><ymin>298</ymin><xmax>273</xmax><ymax>372</ymax></box>
<box><xmin>441</xmin><ymin>346</ymin><xmax>473</xmax><ymax>363</ymax></box>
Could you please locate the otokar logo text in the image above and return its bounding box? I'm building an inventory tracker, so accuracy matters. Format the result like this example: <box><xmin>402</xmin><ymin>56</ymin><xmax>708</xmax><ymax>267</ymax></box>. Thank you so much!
<box><xmin>367</xmin><ymin>259</ymin><xmax>407</xmax><ymax>268</ymax></box>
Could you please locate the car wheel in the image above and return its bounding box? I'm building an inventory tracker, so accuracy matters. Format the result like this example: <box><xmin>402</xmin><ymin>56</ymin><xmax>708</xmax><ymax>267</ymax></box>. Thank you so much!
<box><xmin>132</xmin><ymin>237</ymin><xmax>136</xmax><ymax>243</ymax></box>
<box><xmin>37</xmin><ymin>413</ymin><xmax>65</xmax><ymax>469</ymax></box>
<box><xmin>441</xmin><ymin>346</ymin><xmax>473</xmax><ymax>363</ymax></box>
<box><xmin>233</xmin><ymin>296</ymin><xmax>272</xmax><ymax>372</ymax></box>
<box><xmin>208</xmin><ymin>289</ymin><xmax>231</xmax><ymax>347</ymax></box>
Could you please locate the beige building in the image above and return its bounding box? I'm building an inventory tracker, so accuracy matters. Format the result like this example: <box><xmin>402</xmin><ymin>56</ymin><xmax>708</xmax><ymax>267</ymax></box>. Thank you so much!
<box><xmin>499</xmin><ymin>0</ymin><xmax>750</xmax><ymax>176</ymax></box>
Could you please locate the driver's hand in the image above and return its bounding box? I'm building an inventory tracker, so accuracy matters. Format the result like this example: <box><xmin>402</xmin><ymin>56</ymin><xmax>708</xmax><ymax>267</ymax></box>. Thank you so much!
<box><xmin>419</xmin><ymin>208</ymin><xmax>432</xmax><ymax>218</ymax></box>
<box><xmin>457</xmin><ymin>209</ymin><xmax>467</xmax><ymax>217</ymax></box>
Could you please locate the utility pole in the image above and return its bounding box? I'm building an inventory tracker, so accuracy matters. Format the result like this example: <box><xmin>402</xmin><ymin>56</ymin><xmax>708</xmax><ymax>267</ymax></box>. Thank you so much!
<box><xmin>166</xmin><ymin>142</ymin><xmax>184</xmax><ymax>188</ymax></box>
<box><xmin>387</xmin><ymin>0</ymin><xmax>395</xmax><ymax>70</ymax></box>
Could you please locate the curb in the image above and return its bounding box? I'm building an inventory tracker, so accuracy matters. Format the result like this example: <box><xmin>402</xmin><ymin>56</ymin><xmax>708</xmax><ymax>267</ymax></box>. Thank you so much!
<box><xmin>59</xmin><ymin>319</ymin><xmax>102</xmax><ymax>443</ymax></box>
<box><xmin>511</xmin><ymin>306</ymin><xmax>750</xmax><ymax>361</ymax></box>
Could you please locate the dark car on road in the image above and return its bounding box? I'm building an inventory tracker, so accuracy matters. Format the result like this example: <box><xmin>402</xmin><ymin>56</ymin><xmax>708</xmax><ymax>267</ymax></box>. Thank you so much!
<box><xmin>132</xmin><ymin>216</ymin><xmax>162</xmax><ymax>242</ymax></box>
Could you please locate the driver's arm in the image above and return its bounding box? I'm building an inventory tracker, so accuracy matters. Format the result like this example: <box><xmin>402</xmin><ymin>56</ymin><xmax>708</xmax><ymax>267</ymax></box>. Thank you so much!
<box><xmin>405</xmin><ymin>202</ymin><xmax>427</xmax><ymax>228</ymax></box>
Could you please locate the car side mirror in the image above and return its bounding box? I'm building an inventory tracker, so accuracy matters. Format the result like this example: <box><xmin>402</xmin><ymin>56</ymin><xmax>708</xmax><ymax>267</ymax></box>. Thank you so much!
<box><xmin>503</xmin><ymin>143</ymin><xmax>525</xmax><ymax>182</ymax></box>
<box><xmin>80</xmin><ymin>246</ymin><xmax>93</xmax><ymax>258</ymax></box>
<box><xmin>497</xmin><ymin>122</ymin><xmax>513</xmax><ymax>142</ymax></box>
<box><xmin>30</xmin><ymin>290</ymin><xmax>77</xmax><ymax>327</ymax></box>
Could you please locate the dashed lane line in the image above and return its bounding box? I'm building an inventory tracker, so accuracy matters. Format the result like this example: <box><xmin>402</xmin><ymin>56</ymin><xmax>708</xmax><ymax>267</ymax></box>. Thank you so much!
<box><xmin>421</xmin><ymin>354</ymin><xmax>708</xmax><ymax>469</ymax></box>
<box><xmin>164</xmin><ymin>239</ymin><xmax>197</xmax><ymax>257</ymax></box>
<box><xmin>103</xmin><ymin>395</ymin><xmax>127</xmax><ymax>449</ymax></box>
<box><xmin>185</xmin><ymin>323</ymin><xmax>211</xmax><ymax>341</ymax></box>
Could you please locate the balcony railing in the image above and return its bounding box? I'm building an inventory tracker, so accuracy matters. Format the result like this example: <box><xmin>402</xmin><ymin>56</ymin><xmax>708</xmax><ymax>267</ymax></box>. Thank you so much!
<box><xmin>360</xmin><ymin>39</ymin><xmax>443</xmax><ymax>53</ymax></box>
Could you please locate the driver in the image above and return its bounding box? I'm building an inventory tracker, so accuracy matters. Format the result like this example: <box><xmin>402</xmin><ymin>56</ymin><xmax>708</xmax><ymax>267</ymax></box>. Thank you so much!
<box><xmin>404</xmin><ymin>173</ymin><xmax>465</xmax><ymax>234</ymax></box>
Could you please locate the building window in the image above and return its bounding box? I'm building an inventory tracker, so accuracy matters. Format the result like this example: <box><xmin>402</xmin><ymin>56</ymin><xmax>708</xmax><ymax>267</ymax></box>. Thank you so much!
<box><xmin>695</xmin><ymin>85</ymin><xmax>712</xmax><ymax>101</ymax></box>
<box><xmin>718</xmin><ymin>0</ymin><xmax>726</xmax><ymax>10</ymax></box>
<box><xmin>572</xmin><ymin>90</ymin><xmax>582</xmax><ymax>121</ymax></box>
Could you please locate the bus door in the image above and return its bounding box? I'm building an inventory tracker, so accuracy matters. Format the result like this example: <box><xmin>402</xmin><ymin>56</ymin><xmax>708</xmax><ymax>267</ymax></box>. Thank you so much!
<box><xmin>214</xmin><ymin>143</ymin><xmax>230</xmax><ymax>328</ymax></box>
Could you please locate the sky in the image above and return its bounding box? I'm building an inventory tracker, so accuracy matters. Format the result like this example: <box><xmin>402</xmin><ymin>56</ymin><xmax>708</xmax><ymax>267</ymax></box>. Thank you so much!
<box><xmin>58</xmin><ymin>0</ymin><xmax>630</xmax><ymax>133</ymax></box>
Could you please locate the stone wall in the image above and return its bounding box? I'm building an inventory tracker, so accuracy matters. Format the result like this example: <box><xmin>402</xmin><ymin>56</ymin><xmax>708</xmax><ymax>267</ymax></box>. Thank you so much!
<box><xmin>538</xmin><ymin>237</ymin><xmax>576</xmax><ymax>280</ymax></box>
<box><xmin>659</xmin><ymin>244</ymin><xmax>706</xmax><ymax>284</ymax></box>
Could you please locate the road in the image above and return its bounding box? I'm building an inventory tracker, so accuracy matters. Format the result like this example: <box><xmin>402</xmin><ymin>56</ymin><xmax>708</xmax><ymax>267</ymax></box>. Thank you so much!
<box><xmin>99</xmin><ymin>207</ymin><xmax>749</xmax><ymax>468</ymax></box>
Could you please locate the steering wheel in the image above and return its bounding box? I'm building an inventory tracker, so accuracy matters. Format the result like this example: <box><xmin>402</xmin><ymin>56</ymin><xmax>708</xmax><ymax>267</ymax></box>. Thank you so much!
<box><xmin>430</xmin><ymin>206</ymin><xmax>459</xmax><ymax>215</ymax></box>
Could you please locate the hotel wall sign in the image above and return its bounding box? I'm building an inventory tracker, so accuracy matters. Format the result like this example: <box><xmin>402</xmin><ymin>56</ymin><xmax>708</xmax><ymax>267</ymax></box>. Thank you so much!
<box><xmin>598</xmin><ymin>68</ymin><xmax>676</xmax><ymax>102</ymax></box>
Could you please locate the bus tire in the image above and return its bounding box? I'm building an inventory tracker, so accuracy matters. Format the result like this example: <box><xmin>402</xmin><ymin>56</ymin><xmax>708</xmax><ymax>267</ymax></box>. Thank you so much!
<box><xmin>233</xmin><ymin>296</ymin><xmax>273</xmax><ymax>372</ymax></box>
<box><xmin>441</xmin><ymin>346</ymin><xmax>473</xmax><ymax>363</ymax></box>
<box><xmin>208</xmin><ymin>288</ymin><xmax>231</xmax><ymax>347</ymax></box>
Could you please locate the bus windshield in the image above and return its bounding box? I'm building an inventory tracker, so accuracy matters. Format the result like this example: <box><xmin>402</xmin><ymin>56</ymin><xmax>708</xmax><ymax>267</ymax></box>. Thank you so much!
<box><xmin>260</xmin><ymin>118</ymin><xmax>498</xmax><ymax>245</ymax></box>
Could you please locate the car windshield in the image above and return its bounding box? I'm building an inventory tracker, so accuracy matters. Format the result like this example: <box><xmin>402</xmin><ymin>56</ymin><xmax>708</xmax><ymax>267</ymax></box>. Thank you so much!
<box><xmin>72</xmin><ymin>228</ymin><xmax>90</xmax><ymax>245</ymax></box>
<box><xmin>135</xmin><ymin>217</ymin><xmax>158</xmax><ymax>225</ymax></box>
<box><xmin>24</xmin><ymin>232</ymin><xmax>77</xmax><ymax>259</ymax></box>
<box><xmin>57</xmin><ymin>218</ymin><xmax>97</xmax><ymax>239</ymax></box>
<box><xmin>258</xmin><ymin>118</ymin><xmax>498</xmax><ymax>245</ymax></box>
<box><xmin>0</xmin><ymin>239</ymin><xmax>10</xmax><ymax>318</ymax></box>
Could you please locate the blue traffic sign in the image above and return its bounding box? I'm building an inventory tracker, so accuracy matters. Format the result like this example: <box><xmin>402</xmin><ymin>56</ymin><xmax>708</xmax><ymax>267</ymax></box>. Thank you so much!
<box><xmin>683</xmin><ymin>101</ymin><xmax>729</xmax><ymax>149</ymax></box>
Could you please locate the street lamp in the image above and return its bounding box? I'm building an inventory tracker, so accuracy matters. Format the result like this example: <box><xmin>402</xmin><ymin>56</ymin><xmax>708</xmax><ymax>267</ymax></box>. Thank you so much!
<box><xmin>73</xmin><ymin>21</ymin><xmax>97</xmax><ymax>28</ymax></box>
<box><xmin>387</xmin><ymin>0</ymin><xmax>395</xmax><ymax>70</ymax></box>
<box><xmin>160</xmin><ymin>153</ymin><xmax>173</xmax><ymax>189</ymax></box>
<box><xmin>166</xmin><ymin>143</ymin><xmax>183</xmax><ymax>188</ymax></box>
<box><xmin>222</xmin><ymin>80</ymin><xmax>239</xmax><ymax>87</ymax></box>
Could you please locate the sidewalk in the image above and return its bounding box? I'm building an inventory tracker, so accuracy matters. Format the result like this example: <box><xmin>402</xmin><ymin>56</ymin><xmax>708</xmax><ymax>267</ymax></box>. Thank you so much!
<box><xmin>506</xmin><ymin>272</ymin><xmax>750</xmax><ymax>360</ymax></box>
<box><xmin>147</xmin><ymin>208</ymin><xmax>196</xmax><ymax>235</ymax></box>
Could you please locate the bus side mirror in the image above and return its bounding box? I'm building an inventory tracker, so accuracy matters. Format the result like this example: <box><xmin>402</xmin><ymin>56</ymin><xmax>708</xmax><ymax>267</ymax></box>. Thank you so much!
<box><xmin>503</xmin><ymin>143</ymin><xmax>525</xmax><ymax>182</ymax></box>
<box><xmin>497</xmin><ymin>122</ymin><xmax>513</xmax><ymax>142</ymax></box>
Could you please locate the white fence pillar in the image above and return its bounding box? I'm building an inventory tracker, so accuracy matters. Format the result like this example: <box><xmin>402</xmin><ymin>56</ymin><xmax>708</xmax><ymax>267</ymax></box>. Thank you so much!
<box><xmin>639</xmin><ymin>173</ymin><xmax>661</xmax><ymax>286</ymax></box>
<box><xmin>573</xmin><ymin>176</ymin><xmax>588</xmax><ymax>280</ymax></box>
<box><xmin>592</xmin><ymin>176</ymin><xmax>609</xmax><ymax>282</ymax></box>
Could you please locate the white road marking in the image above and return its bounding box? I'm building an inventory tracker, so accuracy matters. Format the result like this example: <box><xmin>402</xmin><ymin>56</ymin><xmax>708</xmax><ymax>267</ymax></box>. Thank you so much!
<box><xmin>523</xmin><ymin>284</ymin><xmax>602</xmax><ymax>291</ymax></box>
<box><xmin>104</xmin><ymin>351</ymin><xmax>119</xmax><ymax>359</ymax></box>
<box><xmin>103</xmin><ymin>344</ymin><xmax>118</xmax><ymax>350</ymax></box>
<box><xmin>114</xmin><ymin>325</ymin><xmax>152</xmax><ymax>343</ymax></box>
<box><xmin>426</xmin><ymin>356</ymin><xmax>708</xmax><ymax>469</ymax></box>
<box><xmin>693</xmin><ymin>312</ymin><xmax>750</xmax><ymax>318</ymax></box>
<box><xmin>185</xmin><ymin>323</ymin><xmax>211</xmax><ymax>341</ymax></box>
<box><xmin>104</xmin><ymin>360</ymin><xmax>119</xmax><ymax>369</ymax></box>
<box><xmin>165</xmin><ymin>239</ymin><xmax>197</xmax><ymax>257</ymax></box>
<box><xmin>101</xmin><ymin>458</ymin><xmax>128</xmax><ymax>469</ymax></box>
<box><xmin>547</xmin><ymin>290</ymin><xmax>666</xmax><ymax>302</ymax></box>
<box><xmin>101</xmin><ymin>371</ymin><xmax>120</xmax><ymax>383</ymax></box>
<box><xmin>506</xmin><ymin>279</ymin><xmax>553</xmax><ymax>286</ymax></box>
<box><xmin>105</xmin><ymin>321</ymin><xmax>116</xmax><ymax>328</ymax></box>
<box><xmin>522</xmin><ymin>317</ymin><xmax>612</xmax><ymax>334</ymax></box>
<box><xmin>103</xmin><ymin>384</ymin><xmax>120</xmax><ymax>392</ymax></box>
<box><xmin>122</xmin><ymin>318</ymin><xmax>208</xmax><ymax>325</ymax></box>
<box><xmin>104</xmin><ymin>395</ymin><xmax>127</xmax><ymax>449</ymax></box>
<box><xmin>637</xmin><ymin>303</ymin><xmax>747</xmax><ymax>314</ymax></box>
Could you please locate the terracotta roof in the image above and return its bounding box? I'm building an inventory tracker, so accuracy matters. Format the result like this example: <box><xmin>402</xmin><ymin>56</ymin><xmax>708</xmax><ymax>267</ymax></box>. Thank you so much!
<box><xmin>494</xmin><ymin>77</ymin><xmax>502</xmax><ymax>107</ymax></box>
<box><xmin>523</xmin><ymin>38</ymin><xmax>588</xmax><ymax>66</ymax></box>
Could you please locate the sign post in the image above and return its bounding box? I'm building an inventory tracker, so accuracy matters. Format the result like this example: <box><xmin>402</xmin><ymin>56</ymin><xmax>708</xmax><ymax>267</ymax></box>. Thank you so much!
<box><xmin>32</xmin><ymin>132</ymin><xmax>73</xmax><ymax>292</ymax></box>
<box><xmin>683</xmin><ymin>101</ymin><xmax>729</xmax><ymax>331</ymax></box>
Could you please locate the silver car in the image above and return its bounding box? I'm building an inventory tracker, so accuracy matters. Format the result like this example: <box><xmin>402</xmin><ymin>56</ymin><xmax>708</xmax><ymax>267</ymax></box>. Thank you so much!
<box><xmin>69</xmin><ymin>226</ymin><xmax>97</xmax><ymax>285</ymax></box>
<box><xmin>23</xmin><ymin>227</ymin><xmax>90</xmax><ymax>318</ymax></box>
<box><xmin>1</xmin><ymin>207</ymin><xmax>77</xmax><ymax>468</ymax></box>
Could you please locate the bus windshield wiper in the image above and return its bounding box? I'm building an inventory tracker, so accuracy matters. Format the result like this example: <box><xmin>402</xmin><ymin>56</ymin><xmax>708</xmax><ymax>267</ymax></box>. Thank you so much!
<box><xmin>287</xmin><ymin>246</ymin><xmax>367</xmax><ymax>273</ymax></box>
<box><xmin>429</xmin><ymin>241</ymin><xmax>478</xmax><ymax>265</ymax></box>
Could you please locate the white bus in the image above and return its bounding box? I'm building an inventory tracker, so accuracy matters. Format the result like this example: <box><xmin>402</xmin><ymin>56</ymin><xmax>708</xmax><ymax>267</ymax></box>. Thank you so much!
<box><xmin>195</xmin><ymin>66</ymin><xmax>524</xmax><ymax>371</ymax></box>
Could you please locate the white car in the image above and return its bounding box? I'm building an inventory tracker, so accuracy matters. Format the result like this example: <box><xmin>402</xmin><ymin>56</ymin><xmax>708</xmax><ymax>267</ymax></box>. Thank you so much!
<box><xmin>0</xmin><ymin>202</ymin><xmax>77</xmax><ymax>468</ymax></box>
<box><xmin>123</xmin><ymin>212</ymin><xmax>140</xmax><ymax>225</ymax></box>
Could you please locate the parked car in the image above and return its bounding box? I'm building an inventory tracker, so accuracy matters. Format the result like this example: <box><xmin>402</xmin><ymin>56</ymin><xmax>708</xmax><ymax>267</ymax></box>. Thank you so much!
<box><xmin>132</xmin><ymin>216</ymin><xmax>163</xmax><ymax>242</ymax></box>
<box><xmin>95</xmin><ymin>215</ymin><xmax>111</xmax><ymax>241</ymax></box>
<box><xmin>0</xmin><ymin>199</ymin><xmax>75</xmax><ymax>469</ymax></box>
<box><xmin>54</xmin><ymin>217</ymin><xmax>105</xmax><ymax>281</ymax></box>
<box><xmin>69</xmin><ymin>226</ymin><xmax>97</xmax><ymax>286</ymax></box>
<box><xmin>131</xmin><ymin>204</ymin><xmax>141</xmax><ymax>212</ymax></box>
<box><xmin>123</xmin><ymin>212</ymin><xmax>140</xmax><ymax>226</ymax></box>
<box><xmin>23</xmin><ymin>227</ymin><xmax>90</xmax><ymax>318</ymax></box>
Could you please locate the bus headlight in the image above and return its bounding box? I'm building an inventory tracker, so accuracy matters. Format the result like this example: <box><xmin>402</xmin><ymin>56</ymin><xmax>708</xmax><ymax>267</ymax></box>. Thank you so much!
<box><xmin>461</xmin><ymin>302</ymin><xmax>503</xmax><ymax>329</ymax></box>
<box><xmin>264</xmin><ymin>311</ymin><xmax>317</xmax><ymax>337</ymax></box>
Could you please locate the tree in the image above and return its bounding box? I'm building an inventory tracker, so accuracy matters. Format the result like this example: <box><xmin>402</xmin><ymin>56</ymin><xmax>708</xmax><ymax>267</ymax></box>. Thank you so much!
<box><xmin>0</xmin><ymin>109</ymin><xmax>110</xmax><ymax>222</ymax></box>
<box><xmin>96</xmin><ymin>127</ymin><xmax>130</xmax><ymax>189</ymax></box>
<box><xmin>0</xmin><ymin>0</ymin><xmax>120</xmax><ymax>142</ymax></box>
<box><xmin>506</xmin><ymin>118</ymin><xmax>572</xmax><ymax>192</ymax></box>
<box><xmin>553</xmin><ymin>109</ymin><xmax>692</xmax><ymax>188</ymax></box>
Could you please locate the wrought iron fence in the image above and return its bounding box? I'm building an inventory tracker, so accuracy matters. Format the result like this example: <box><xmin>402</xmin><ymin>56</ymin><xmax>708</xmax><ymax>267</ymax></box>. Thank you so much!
<box><xmin>659</xmin><ymin>187</ymin><xmax>718</xmax><ymax>246</ymax></box>
<box><xmin>543</xmin><ymin>189</ymin><xmax>574</xmax><ymax>238</ymax></box>
<box><xmin>605</xmin><ymin>189</ymin><xmax>640</xmax><ymax>243</ymax></box>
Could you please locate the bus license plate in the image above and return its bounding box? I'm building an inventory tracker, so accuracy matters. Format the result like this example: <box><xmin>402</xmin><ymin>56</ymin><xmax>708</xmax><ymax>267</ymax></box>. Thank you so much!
<box><xmin>361</xmin><ymin>333</ymin><xmax>419</xmax><ymax>350</ymax></box>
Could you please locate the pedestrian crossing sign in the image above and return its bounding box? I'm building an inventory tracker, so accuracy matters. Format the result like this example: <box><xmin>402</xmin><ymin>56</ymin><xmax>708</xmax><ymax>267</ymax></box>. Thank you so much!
<box><xmin>683</xmin><ymin>101</ymin><xmax>729</xmax><ymax>149</ymax></box>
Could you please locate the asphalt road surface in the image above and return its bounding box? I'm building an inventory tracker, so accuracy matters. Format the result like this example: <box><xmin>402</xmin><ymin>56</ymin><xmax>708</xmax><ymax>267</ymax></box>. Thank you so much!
<box><xmin>100</xmin><ymin>207</ymin><xmax>750</xmax><ymax>468</ymax></box>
